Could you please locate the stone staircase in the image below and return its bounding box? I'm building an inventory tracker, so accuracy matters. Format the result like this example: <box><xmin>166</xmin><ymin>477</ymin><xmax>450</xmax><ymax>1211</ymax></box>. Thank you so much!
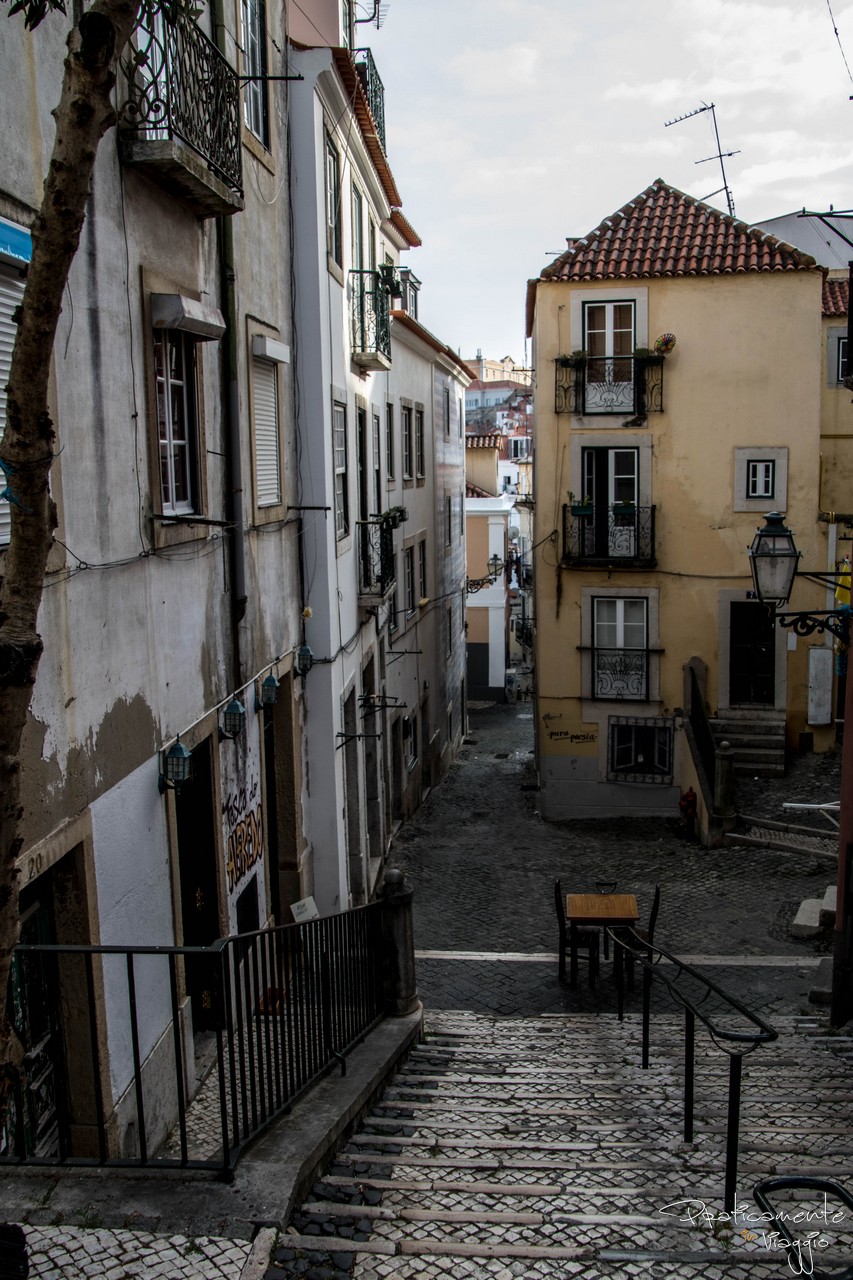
<box><xmin>268</xmin><ymin>1010</ymin><xmax>853</xmax><ymax>1278</ymax></box>
<box><xmin>709</xmin><ymin>709</ymin><xmax>787</xmax><ymax>778</ymax></box>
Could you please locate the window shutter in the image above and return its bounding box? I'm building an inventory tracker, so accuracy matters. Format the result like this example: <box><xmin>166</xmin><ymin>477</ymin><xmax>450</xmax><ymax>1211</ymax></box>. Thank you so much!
<box><xmin>0</xmin><ymin>267</ymin><xmax>26</xmax><ymax>548</ymax></box>
<box><xmin>253</xmin><ymin>358</ymin><xmax>280</xmax><ymax>507</ymax></box>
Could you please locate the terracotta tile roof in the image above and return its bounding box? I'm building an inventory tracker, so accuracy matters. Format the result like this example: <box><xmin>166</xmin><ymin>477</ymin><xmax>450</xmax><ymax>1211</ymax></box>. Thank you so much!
<box><xmin>541</xmin><ymin>179</ymin><xmax>819</xmax><ymax>283</ymax></box>
<box><xmin>465</xmin><ymin>433</ymin><xmax>502</xmax><ymax>450</ymax></box>
<box><xmin>466</xmin><ymin>481</ymin><xmax>494</xmax><ymax>498</ymax></box>
<box><xmin>332</xmin><ymin>49</ymin><xmax>402</xmax><ymax>208</ymax></box>
<box><xmin>389</xmin><ymin>209</ymin><xmax>422</xmax><ymax>248</ymax></box>
<box><xmin>824</xmin><ymin>277</ymin><xmax>849</xmax><ymax>317</ymax></box>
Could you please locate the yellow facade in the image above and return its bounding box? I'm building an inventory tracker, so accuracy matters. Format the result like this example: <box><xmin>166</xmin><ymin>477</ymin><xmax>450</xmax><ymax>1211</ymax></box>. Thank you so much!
<box><xmin>531</xmin><ymin>267</ymin><xmax>831</xmax><ymax>823</ymax></box>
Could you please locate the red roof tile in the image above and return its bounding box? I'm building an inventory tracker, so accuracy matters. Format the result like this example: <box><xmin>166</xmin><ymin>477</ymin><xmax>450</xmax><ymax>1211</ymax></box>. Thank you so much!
<box><xmin>824</xmin><ymin>277</ymin><xmax>849</xmax><ymax>317</ymax></box>
<box><xmin>466</xmin><ymin>481</ymin><xmax>494</xmax><ymax>498</ymax></box>
<box><xmin>465</xmin><ymin>433</ymin><xmax>502</xmax><ymax>450</ymax></box>
<box><xmin>542</xmin><ymin>179</ymin><xmax>819</xmax><ymax>283</ymax></box>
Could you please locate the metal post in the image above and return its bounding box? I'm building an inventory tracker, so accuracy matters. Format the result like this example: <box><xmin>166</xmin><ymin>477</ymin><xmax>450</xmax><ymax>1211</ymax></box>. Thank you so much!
<box><xmin>642</xmin><ymin>963</ymin><xmax>652</xmax><ymax>1068</ymax></box>
<box><xmin>379</xmin><ymin>870</ymin><xmax>419</xmax><ymax>1016</ymax></box>
<box><xmin>684</xmin><ymin>1008</ymin><xmax>695</xmax><ymax>1143</ymax></box>
<box><xmin>724</xmin><ymin>1053</ymin><xmax>743</xmax><ymax>1213</ymax></box>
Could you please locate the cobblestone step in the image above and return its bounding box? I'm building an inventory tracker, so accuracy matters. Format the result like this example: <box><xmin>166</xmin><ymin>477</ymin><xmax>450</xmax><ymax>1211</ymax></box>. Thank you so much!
<box><xmin>266</xmin><ymin>1010</ymin><xmax>853</xmax><ymax>1279</ymax></box>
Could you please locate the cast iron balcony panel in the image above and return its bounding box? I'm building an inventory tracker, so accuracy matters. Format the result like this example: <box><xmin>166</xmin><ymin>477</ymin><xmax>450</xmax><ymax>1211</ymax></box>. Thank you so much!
<box><xmin>563</xmin><ymin>504</ymin><xmax>656</xmax><ymax>567</ymax></box>
<box><xmin>555</xmin><ymin>356</ymin><xmax>663</xmax><ymax>416</ymax></box>
<box><xmin>358</xmin><ymin>516</ymin><xmax>395</xmax><ymax>604</ymax></box>
<box><xmin>121</xmin><ymin>12</ymin><xmax>243</xmax><ymax>217</ymax></box>
<box><xmin>354</xmin><ymin>49</ymin><xmax>386</xmax><ymax>152</ymax></box>
<box><xmin>516</xmin><ymin>618</ymin><xmax>534</xmax><ymax>650</ymax></box>
<box><xmin>592</xmin><ymin>647</ymin><xmax>650</xmax><ymax>700</ymax></box>
<box><xmin>351</xmin><ymin>270</ymin><xmax>392</xmax><ymax>370</ymax></box>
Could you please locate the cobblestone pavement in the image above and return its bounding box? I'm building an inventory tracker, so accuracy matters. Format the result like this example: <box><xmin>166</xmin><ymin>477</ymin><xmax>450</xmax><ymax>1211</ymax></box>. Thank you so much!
<box><xmin>23</xmin><ymin>1224</ymin><xmax>257</xmax><ymax>1279</ymax></box>
<box><xmin>389</xmin><ymin>702</ymin><xmax>837</xmax><ymax>1020</ymax></box>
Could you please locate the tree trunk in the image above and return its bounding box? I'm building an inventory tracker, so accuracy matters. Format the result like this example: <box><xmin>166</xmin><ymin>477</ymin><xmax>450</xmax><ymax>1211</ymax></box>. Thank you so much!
<box><xmin>0</xmin><ymin>0</ymin><xmax>139</xmax><ymax>1133</ymax></box>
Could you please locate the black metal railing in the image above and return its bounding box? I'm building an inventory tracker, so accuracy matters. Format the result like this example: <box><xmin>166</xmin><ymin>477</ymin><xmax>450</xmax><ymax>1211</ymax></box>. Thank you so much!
<box><xmin>123</xmin><ymin>12</ymin><xmax>243</xmax><ymax>193</ymax></box>
<box><xmin>350</xmin><ymin>270</ymin><xmax>391</xmax><ymax>365</ymax></box>
<box><xmin>1</xmin><ymin>905</ymin><xmax>384</xmax><ymax>1172</ymax></box>
<box><xmin>689</xmin><ymin>665</ymin><xmax>717</xmax><ymax>791</ymax></box>
<box><xmin>562</xmin><ymin>504</ymin><xmax>656</xmax><ymax>566</ymax></box>
<box><xmin>358</xmin><ymin>516</ymin><xmax>395</xmax><ymax>599</ymax></box>
<box><xmin>591</xmin><ymin>647</ymin><xmax>650</xmax><ymax>700</ymax></box>
<box><xmin>354</xmin><ymin>49</ymin><xmax>386</xmax><ymax>152</ymax></box>
<box><xmin>609</xmin><ymin>930</ymin><xmax>778</xmax><ymax>1212</ymax></box>
<box><xmin>516</xmin><ymin>618</ymin><xmax>534</xmax><ymax>650</ymax></box>
<box><xmin>555</xmin><ymin>355</ymin><xmax>664</xmax><ymax>416</ymax></box>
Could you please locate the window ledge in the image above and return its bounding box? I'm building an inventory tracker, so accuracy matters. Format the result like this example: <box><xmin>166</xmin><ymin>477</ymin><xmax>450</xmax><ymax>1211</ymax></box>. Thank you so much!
<box><xmin>153</xmin><ymin>516</ymin><xmax>214</xmax><ymax>549</ymax></box>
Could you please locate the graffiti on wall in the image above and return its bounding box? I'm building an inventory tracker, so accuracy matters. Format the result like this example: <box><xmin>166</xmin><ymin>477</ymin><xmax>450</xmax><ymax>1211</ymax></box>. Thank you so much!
<box><xmin>224</xmin><ymin>774</ymin><xmax>264</xmax><ymax>895</ymax></box>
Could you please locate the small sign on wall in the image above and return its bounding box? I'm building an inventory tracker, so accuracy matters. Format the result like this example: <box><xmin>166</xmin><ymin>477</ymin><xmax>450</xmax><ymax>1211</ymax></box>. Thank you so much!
<box><xmin>291</xmin><ymin>896</ymin><xmax>320</xmax><ymax>923</ymax></box>
<box><xmin>540</xmin><ymin>716</ymin><xmax>599</xmax><ymax>755</ymax></box>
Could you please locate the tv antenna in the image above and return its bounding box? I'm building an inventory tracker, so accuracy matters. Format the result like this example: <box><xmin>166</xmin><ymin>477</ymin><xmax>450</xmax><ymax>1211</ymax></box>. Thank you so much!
<box><xmin>355</xmin><ymin>1</ymin><xmax>391</xmax><ymax>28</ymax></box>
<box><xmin>664</xmin><ymin>101</ymin><xmax>739</xmax><ymax>218</ymax></box>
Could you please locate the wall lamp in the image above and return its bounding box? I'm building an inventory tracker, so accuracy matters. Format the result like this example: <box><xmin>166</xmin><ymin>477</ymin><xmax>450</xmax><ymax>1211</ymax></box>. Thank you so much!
<box><xmin>158</xmin><ymin>738</ymin><xmax>192</xmax><ymax>793</ymax></box>
<box><xmin>466</xmin><ymin>554</ymin><xmax>506</xmax><ymax>595</ymax></box>
<box><xmin>256</xmin><ymin>672</ymin><xmax>279</xmax><ymax>710</ymax></box>
<box><xmin>748</xmin><ymin>511</ymin><xmax>851</xmax><ymax>641</ymax></box>
<box><xmin>218</xmin><ymin>697</ymin><xmax>247</xmax><ymax>741</ymax></box>
<box><xmin>296</xmin><ymin>643</ymin><xmax>314</xmax><ymax>677</ymax></box>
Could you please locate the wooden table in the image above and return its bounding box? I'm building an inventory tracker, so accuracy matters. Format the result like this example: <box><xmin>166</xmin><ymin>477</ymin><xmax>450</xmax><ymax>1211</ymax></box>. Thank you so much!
<box><xmin>566</xmin><ymin>893</ymin><xmax>638</xmax><ymax>989</ymax></box>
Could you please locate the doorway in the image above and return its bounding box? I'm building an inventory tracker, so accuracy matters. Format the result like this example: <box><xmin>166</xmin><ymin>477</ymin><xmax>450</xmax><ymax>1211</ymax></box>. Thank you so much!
<box><xmin>729</xmin><ymin>601</ymin><xmax>775</xmax><ymax>705</ymax></box>
<box><xmin>174</xmin><ymin>737</ymin><xmax>222</xmax><ymax>1031</ymax></box>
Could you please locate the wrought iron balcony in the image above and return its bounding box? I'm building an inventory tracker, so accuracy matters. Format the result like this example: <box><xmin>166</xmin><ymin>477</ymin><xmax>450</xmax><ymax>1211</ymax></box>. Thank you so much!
<box><xmin>555</xmin><ymin>355</ymin><xmax>664</xmax><ymax>416</ymax></box>
<box><xmin>592</xmin><ymin>647</ymin><xmax>650</xmax><ymax>701</ymax></box>
<box><xmin>354</xmin><ymin>49</ymin><xmax>386</xmax><ymax>152</ymax></box>
<box><xmin>121</xmin><ymin>12</ymin><xmax>243</xmax><ymax>217</ymax></box>
<box><xmin>351</xmin><ymin>270</ymin><xmax>392</xmax><ymax>370</ymax></box>
<box><xmin>358</xmin><ymin>516</ymin><xmax>395</xmax><ymax>604</ymax></box>
<box><xmin>516</xmin><ymin>618</ymin><xmax>535</xmax><ymax>650</ymax></box>
<box><xmin>563</xmin><ymin>504</ymin><xmax>656</xmax><ymax>567</ymax></box>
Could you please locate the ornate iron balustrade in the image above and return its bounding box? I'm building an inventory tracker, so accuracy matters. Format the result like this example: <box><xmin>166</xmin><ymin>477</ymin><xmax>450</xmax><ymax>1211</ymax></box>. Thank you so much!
<box><xmin>350</xmin><ymin>270</ymin><xmax>392</xmax><ymax>368</ymax></box>
<box><xmin>358</xmin><ymin>516</ymin><xmax>395</xmax><ymax>601</ymax></box>
<box><xmin>592</xmin><ymin>647</ymin><xmax>649</xmax><ymax>700</ymax></box>
<box><xmin>354</xmin><ymin>49</ymin><xmax>386</xmax><ymax>152</ymax></box>
<box><xmin>516</xmin><ymin>618</ymin><xmax>534</xmax><ymax>650</ymax></box>
<box><xmin>555</xmin><ymin>356</ymin><xmax>664</xmax><ymax>416</ymax></box>
<box><xmin>123</xmin><ymin>12</ymin><xmax>243</xmax><ymax>194</ymax></box>
<box><xmin>562</xmin><ymin>504</ymin><xmax>656</xmax><ymax>567</ymax></box>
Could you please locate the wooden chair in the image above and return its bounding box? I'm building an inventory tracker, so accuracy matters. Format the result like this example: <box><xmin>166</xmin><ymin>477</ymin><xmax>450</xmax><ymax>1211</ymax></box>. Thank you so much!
<box><xmin>622</xmin><ymin>885</ymin><xmax>661</xmax><ymax>990</ymax></box>
<box><xmin>554</xmin><ymin>879</ymin><xmax>599</xmax><ymax>989</ymax></box>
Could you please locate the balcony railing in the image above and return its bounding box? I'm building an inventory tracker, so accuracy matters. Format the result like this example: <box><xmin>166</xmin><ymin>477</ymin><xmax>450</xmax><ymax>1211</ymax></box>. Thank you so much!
<box><xmin>358</xmin><ymin>516</ymin><xmax>395</xmax><ymax>603</ymax></box>
<box><xmin>516</xmin><ymin>618</ymin><xmax>535</xmax><ymax>650</ymax></box>
<box><xmin>563</xmin><ymin>504</ymin><xmax>656</xmax><ymax>567</ymax></box>
<box><xmin>351</xmin><ymin>270</ymin><xmax>392</xmax><ymax>369</ymax></box>
<box><xmin>592</xmin><ymin>647</ymin><xmax>649</xmax><ymax>700</ymax></box>
<box><xmin>122</xmin><ymin>12</ymin><xmax>243</xmax><ymax>203</ymax></box>
<box><xmin>354</xmin><ymin>49</ymin><xmax>386</xmax><ymax>152</ymax></box>
<box><xmin>555</xmin><ymin>355</ymin><xmax>664</xmax><ymax>416</ymax></box>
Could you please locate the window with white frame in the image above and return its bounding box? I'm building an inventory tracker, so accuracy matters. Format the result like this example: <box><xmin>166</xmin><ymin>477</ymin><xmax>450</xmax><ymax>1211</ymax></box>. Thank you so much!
<box><xmin>333</xmin><ymin>401</ymin><xmax>349</xmax><ymax>538</ymax></box>
<box><xmin>443</xmin><ymin>386</ymin><xmax>450</xmax><ymax>436</ymax></box>
<box><xmin>592</xmin><ymin>597</ymin><xmax>648</xmax><ymax>700</ymax></box>
<box><xmin>510</xmin><ymin>437</ymin><xmax>531</xmax><ymax>460</ymax></box>
<box><xmin>401</xmin><ymin>406</ymin><xmax>413</xmax><ymax>480</ymax></box>
<box><xmin>746</xmin><ymin>458</ymin><xmax>775</xmax><ymax>500</ymax></box>
<box><xmin>404</xmin><ymin>545</ymin><xmax>416</xmax><ymax>615</ymax></box>
<box><xmin>607</xmin><ymin>717</ymin><xmax>673</xmax><ymax>783</ymax></box>
<box><xmin>325</xmin><ymin>136</ymin><xmax>342</xmax><ymax>266</ymax></box>
<box><xmin>241</xmin><ymin>0</ymin><xmax>269</xmax><ymax>147</ymax></box>
<box><xmin>458</xmin><ymin>396</ymin><xmax>463</xmax><ymax>438</ymax></box>
<box><xmin>415</xmin><ymin>407</ymin><xmax>425</xmax><ymax>479</ymax></box>
<box><xmin>446</xmin><ymin>603</ymin><xmax>453</xmax><ymax>657</ymax></box>
<box><xmin>252</xmin><ymin>358</ymin><xmax>280</xmax><ymax>507</ymax></box>
<box><xmin>389</xmin><ymin>576</ymin><xmax>399</xmax><ymax>633</ymax></box>
<box><xmin>352</xmin><ymin>185</ymin><xmax>365</xmax><ymax>271</ymax></box>
<box><xmin>418</xmin><ymin>539</ymin><xmax>427</xmax><ymax>599</ymax></box>
<box><xmin>154</xmin><ymin>330</ymin><xmax>199</xmax><ymax>515</ymax></box>
<box><xmin>385</xmin><ymin>402</ymin><xmax>395</xmax><ymax>480</ymax></box>
<box><xmin>372</xmin><ymin>410</ymin><xmax>381</xmax><ymax>512</ymax></box>
<box><xmin>445</xmin><ymin>495</ymin><xmax>452</xmax><ymax>546</ymax></box>
<box><xmin>583</xmin><ymin>300</ymin><xmax>635</xmax><ymax>413</ymax></box>
<box><xmin>838</xmin><ymin>336</ymin><xmax>848</xmax><ymax>383</ymax></box>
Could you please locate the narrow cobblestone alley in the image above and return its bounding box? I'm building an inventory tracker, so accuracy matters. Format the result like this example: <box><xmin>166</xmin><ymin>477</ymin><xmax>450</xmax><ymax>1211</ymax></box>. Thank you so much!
<box><xmin>390</xmin><ymin>702</ymin><xmax>833</xmax><ymax>1019</ymax></box>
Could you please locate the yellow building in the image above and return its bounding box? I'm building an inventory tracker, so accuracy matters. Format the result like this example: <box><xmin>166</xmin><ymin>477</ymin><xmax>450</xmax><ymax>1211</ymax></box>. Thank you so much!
<box><xmin>527</xmin><ymin>179</ymin><xmax>832</xmax><ymax>831</ymax></box>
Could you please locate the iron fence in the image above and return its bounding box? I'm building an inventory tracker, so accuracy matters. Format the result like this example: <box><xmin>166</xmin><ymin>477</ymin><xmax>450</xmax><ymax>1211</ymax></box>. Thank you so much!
<box><xmin>358</xmin><ymin>516</ymin><xmax>395</xmax><ymax>600</ymax></box>
<box><xmin>123</xmin><ymin>12</ymin><xmax>243</xmax><ymax>193</ymax></box>
<box><xmin>562</xmin><ymin>504</ymin><xmax>656</xmax><ymax>566</ymax></box>
<box><xmin>555</xmin><ymin>356</ymin><xmax>664</xmax><ymax>416</ymax></box>
<box><xmin>2</xmin><ymin>904</ymin><xmax>385</xmax><ymax>1172</ymax></box>
<box><xmin>354</xmin><ymin>49</ymin><xmax>386</xmax><ymax>151</ymax></box>
<box><xmin>350</xmin><ymin>270</ymin><xmax>392</xmax><ymax>364</ymax></box>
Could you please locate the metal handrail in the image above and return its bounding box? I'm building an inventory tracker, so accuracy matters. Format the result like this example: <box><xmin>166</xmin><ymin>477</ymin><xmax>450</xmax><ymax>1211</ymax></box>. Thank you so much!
<box><xmin>753</xmin><ymin>1176</ymin><xmax>853</xmax><ymax>1279</ymax></box>
<box><xmin>608</xmin><ymin>928</ymin><xmax>778</xmax><ymax>1212</ymax></box>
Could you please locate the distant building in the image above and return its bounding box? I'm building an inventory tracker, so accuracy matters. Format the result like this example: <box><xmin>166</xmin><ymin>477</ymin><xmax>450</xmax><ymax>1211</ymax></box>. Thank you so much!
<box><xmin>463</xmin><ymin>350</ymin><xmax>532</xmax><ymax>386</ymax></box>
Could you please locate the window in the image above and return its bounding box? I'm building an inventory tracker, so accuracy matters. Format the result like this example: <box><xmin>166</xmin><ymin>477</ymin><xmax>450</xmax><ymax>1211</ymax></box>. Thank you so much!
<box><xmin>325</xmin><ymin>136</ymin><xmax>342</xmax><ymax>266</ymax></box>
<box><xmin>404</xmin><ymin>545</ymin><xmax>416</xmax><ymax>615</ymax></box>
<box><xmin>838</xmin><ymin>336</ymin><xmax>848</xmax><ymax>383</ymax></box>
<box><xmin>746</xmin><ymin>459</ymin><xmax>775</xmax><ymax>500</ymax></box>
<box><xmin>458</xmin><ymin>396</ymin><xmax>463</xmax><ymax>438</ymax></box>
<box><xmin>252</xmin><ymin>358</ymin><xmax>280</xmax><ymax>507</ymax></box>
<box><xmin>154</xmin><ymin>330</ymin><xmax>199</xmax><ymax>515</ymax></box>
<box><xmin>389</xmin><ymin>576</ymin><xmax>399</xmax><ymax>633</ymax></box>
<box><xmin>352</xmin><ymin>185</ymin><xmax>365</xmax><ymax>271</ymax></box>
<box><xmin>401</xmin><ymin>406</ymin><xmax>413</xmax><ymax>480</ymax></box>
<box><xmin>510</xmin><ymin>437</ymin><xmax>531</xmax><ymax>460</ymax></box>
<box><xmin>241</xmin><ymin>0</ymin><xmax>269</xmax><ymax>147</ymax></box>
<box><xmin>418</xmin><ymin>539</ymin><xmax>427</xmax><ymax>599</ymax></box>
<box><xmin>583</xmin><ymin>300</ymin><xmax>635</xmax><ymax>413</ymax></box>
<box><xmin>445</xmin><ymin>495</ymin><xmax>452</xmax><ymax>546</ymax></box>
<box><xmin>592</xmin><ymin>597</ymin><xmax>648</xmax><ymax>700</ymax></box>
<box><xmin>446</xmin><ymin>603</ymin><xmax>453</xmax><ymax>658</ymax></box>
<box><xmin>372</xmin><ymin>411</ymin><xmax>382</xmax><ymax>512</ymax></box>
<box><xmin>333</xmin><ymin>401</ymin><xmax>349</xmax><ymax>539</ymax></box>
<box><xmin>0</xmin><ymin>258</ymin><xmax>29</xmax><ymax>548</ymax></box>
<box><xmin>443</xmin><ymin>386</ymin><xmax>450</xmax><ymax>436</ymax></box>
<box><xmin>403</xmin><ymin>713</ymin><xmax>418</xmax><ymax>768</ymax></box>
<box><xmin>415</xmin><ymin>407</ymin><xmax>425</xmax><ymax>479</ymax></box>
<box><xmin>608</xmin><ymin>717</ymin><xmax>673</xmax><ymax>783</ymax></box>
<box><xmin>386</xmin><ymin>402</ymin><xmax>395</xmax><ymax>479</ymax></box>
<box><xmin>341</xmin><ymin>0</ymin><xmax>352</xmax><ymax>46</ymax></box>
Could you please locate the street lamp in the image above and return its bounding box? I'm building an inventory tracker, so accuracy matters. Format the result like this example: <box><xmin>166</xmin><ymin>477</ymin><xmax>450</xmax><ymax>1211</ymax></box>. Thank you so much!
<box><xmin>466</xmin><ymin>555</ymin><xmax>506</xmax><ymax>594</ymax></box>
<box><xmin>747</xmin><ymin>512</ymin><xmax>853</xmax><ymax>1026</ymax></box>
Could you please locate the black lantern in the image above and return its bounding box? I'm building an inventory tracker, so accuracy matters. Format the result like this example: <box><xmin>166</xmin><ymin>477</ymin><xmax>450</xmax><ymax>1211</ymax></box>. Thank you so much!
<box><xmin>219</xmin><ymin>697</ymin><xmax>246</xmax><ymax>740</ymax></box>
<box><xmin>257</xmin><ymin>672</ymin><xmax>279</xmax><ymax>709</ymax></box>
<box><xmin>296</xmin><ymin>643</ymin><xmax>314</xmax><ymax>677</ymax></box>
<box><xmin>748</xmin><ymin>512</ymin><xmax>800</xmax><ymax>610</ymax></box>
<box><xmin>488</xmin><ymin>553</ymin><xmax>503</xmax><ymax>579</ymax></box>
<box><xmin>158</xmin><ymin>738</ymin><xmax>192</xmax><ymax>793</ymax></box>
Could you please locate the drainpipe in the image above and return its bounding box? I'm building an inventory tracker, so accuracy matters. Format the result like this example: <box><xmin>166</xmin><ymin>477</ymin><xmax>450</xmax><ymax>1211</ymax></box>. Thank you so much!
<box><xmin>213</xmin><ymin>0</ymin><xmax>247</xmax><ymax>688</ymax></box>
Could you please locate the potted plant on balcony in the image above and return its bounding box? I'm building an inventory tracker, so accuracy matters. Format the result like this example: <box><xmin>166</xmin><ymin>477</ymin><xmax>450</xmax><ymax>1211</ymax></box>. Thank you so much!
<box><xmin>612</xmin><ymin>499</ymin><xmax>636</xmax><ymax>518</ymax></box>
<box><xmin>569</xmin><ymin>492</ymin><xmax>593</xmax><ymax>517</ymax></box>
<box><xmin>556</xmin><ymin>350</ymin><xmax>587</xmax><ymax>369</ymax></box>
<box><xmin>382</xmin><ymin>505</ymin><xmax>408</xmax><ymax>528</ymax></box>
<box><xmin>633</xmin><ymin>346</ymin><xmax>664</xmax><ymax>366</ymax></box>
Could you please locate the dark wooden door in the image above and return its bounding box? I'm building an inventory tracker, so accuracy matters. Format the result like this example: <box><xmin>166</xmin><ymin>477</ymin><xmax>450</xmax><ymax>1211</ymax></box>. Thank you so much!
<box><xmin>730</xmin><ymin>601</ymin><xmax>775</xmax><ymax>705</ymax></box>
<box><xmin>175</xmin><ymin>738</ymin><xmax>222</xmax><ymax>1031</ymax></box>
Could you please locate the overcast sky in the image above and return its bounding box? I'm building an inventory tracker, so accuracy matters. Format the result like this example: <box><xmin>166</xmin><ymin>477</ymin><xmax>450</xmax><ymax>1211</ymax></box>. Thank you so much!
<box><xmin>368</xmin><ymin>0</ymin><xmax>853</xmax><ymax>367</ymax></box>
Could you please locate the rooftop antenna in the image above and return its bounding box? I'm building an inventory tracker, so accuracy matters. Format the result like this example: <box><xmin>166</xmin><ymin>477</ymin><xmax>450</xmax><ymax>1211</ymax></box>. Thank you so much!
<box><xmin>664</xmin><ymin>101</ymin><xmax>739</xmax><ymax>218</ymax></box>
<box><xmin>355</xmin><ymin>0</ymin><xmax>390</xmax><ymax>27</ymax></box>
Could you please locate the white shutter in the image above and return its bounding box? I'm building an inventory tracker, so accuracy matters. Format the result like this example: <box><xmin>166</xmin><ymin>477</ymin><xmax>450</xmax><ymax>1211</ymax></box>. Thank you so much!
<box><xmin>253</xmin><ymin>357</ymin><xmax>280</xmax><ymax>507</ymax></box>
<box><xmin>0</xmin><ymin>267</ymin><xmax>26</xmax><ymax>548</ymax></box>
